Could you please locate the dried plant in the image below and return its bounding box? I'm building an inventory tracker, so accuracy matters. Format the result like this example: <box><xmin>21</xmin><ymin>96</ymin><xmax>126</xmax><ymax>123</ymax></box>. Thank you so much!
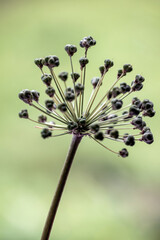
<box><xmin>18</xmin><ymin>36</ymin><xmax>155</xmax><ymax>239</ymax></box>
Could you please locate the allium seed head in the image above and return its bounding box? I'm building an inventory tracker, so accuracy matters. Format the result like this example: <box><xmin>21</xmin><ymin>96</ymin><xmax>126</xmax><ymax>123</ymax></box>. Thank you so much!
<box><xmin>18</xmin><ymin>35</ymin><xmax>156</xmax><ymax>157</ymax></box>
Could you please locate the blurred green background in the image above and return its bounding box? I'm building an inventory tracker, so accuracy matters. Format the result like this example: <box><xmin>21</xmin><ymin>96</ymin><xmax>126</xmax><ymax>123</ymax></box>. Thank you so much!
<box><xmin>0</xmin><ymin>0</ymin><xmax>160</xmax><ymax>239</ymax></box>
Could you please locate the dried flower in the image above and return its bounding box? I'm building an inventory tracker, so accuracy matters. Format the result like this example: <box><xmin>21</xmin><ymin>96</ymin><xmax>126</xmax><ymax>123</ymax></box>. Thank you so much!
<box><xmin>18</xmin><ymin>35</ymin><xmax>156</xmax><ymax>240</ymax></box>
<box><xmin>19</xmin><ymin>35</ymin><xmax>155</xmax><ymax>158</ymax></box>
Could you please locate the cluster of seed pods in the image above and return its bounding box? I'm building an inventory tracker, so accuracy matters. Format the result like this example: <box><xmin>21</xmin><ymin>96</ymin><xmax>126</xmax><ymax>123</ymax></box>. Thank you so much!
<box><xmin>19</xmin><ymin>36</ymin><xmax>155</xmax><ymax>157</ymax></box>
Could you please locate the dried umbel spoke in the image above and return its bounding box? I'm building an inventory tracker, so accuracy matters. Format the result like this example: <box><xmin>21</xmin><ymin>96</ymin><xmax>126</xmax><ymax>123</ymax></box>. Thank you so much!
<box><xmin>19</xmin><ymin>35</ymin><xmax>155</xmax><ymax>158</ymax></box>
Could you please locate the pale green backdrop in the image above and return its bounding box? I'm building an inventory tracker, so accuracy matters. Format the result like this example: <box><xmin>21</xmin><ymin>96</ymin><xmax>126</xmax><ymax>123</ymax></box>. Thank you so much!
<box><xmin>0</xmin><ymin>0</ymin><xmax>160</xmax><ymax>239</ymax></box>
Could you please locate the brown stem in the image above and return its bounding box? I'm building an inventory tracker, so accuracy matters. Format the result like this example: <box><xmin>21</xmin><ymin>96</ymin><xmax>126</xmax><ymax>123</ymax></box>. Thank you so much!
<box><xmin>41</xmin><ymin>134</ymin><xmax>83</xmax><ymax>240</ymax></box>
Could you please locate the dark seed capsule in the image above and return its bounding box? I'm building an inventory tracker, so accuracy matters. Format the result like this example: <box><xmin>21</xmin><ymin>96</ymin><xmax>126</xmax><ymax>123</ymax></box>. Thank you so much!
<box><xmin>75</xmin><ymin>83</ymin><xmax>84</xmax><ymax>93</ymax></box>
<box><xmin>57</xmin><ymin>103</ymin><xmax>67</xmax><ymax>112</ymax></box>
<box><xmin>41</xmin><ymin>128</ymin><xmax>52</xmax><ymax>139</ymax></box>
<box><xmin>45</xmin><ymin>86</ymin><xmax>55</xmax><ymax>97</ymax></box>
<box><xmin>18</xmin><ymin>89</ymin><xmax>33</xmax><ymax>104</ymax></box>
<box><xmin>65</xmin><ymin>91</ymin><xmax>75</xmax><ymax>102</ymax></box>
<box><xmin>120</xmin><ymin>82</ymin><xmax>131</xmax><ymax>94</ymax></box>
<box><xmin>19</xmin><ymin>109</ymin><xmax>29</xmax><ymax>119</ymax></box>
<box><xmin>80</xmin><ymin>36</ymin><xmax>96</xmax><ymax>49</ymax></box>
<box><xmin>99</xmin><ymin>66</ymin><xmax>105</xmax><ymax>76</ymax></box>
<box><xmin>117</xmin><ymin>69</ymin><xmax>123</xmax><ymax>78</ymax></box>
<box><xmin>132</xmin><ymin>97</ymin><xmax>142</xmax><ymax>108</ymax></box>
<box><xmin>41</xmin><ymin>74</ymin><xmax>52</xmax><ymax>86</ymax></box>
<box><xmin>71</xmin><ymin>72</ymin><xmax>80</xmax><ymax>82</ymax></box>
<box><xmin>31</xmin><ymin>90</ymin><xmax>40</xmax><ymax>102</ymax></box>
<box><xmin>45</xmin><ymin>99</ymin><xmax>55</xmax><ymax>111</ymax></box>
<box><xmin>131</xmin><ymin>82</ymin><xmax>143</xmax><ymax>91</ymax></box>
<box><xmin>131</xmin><ymin>116</ymin><xmax>143</xmax><ymax>128</ymax></box>
<box><xmin>90</xmin><ymin>123</ymin><xmax>100</xmax><ymax>133</ymax></box>
<box><xmin>112</xmin><ymin>87</ymin><xmax>121</xmax><ymax>97</ymax></box>
<box><xmin>142</xmin><ymin>109</ymin><xmax>156</xmax><ymax>117</ymax></box>
<box><xmin>104</xmin><ymin>59</ymin><xmax>114</xmax><ymax>71</ymax></box>
<box><xmin>135</xmin><ymin>74</ymin><xmax>145</xmax><ymax>83</ymax></box>
<box><xmin>141</xmin><ymin>99</ymin><xmax>153</xmax><ymax>111</ymax></box>
<box><xmin>111</xmin><ymin>99</ymin><xmax>123</xmax><ymax>110</ymax></box>
<box><xmin>43</xmin><ymin>56</ymin><xmax>51</xmax><ymax>67</ymax></box>
<box><xmin>79</xmin><ymin>57</ymin><xmax>89</xmax><ymax>69</ymax></box>
<box><xmin>142</xmin><ymin>132</ymin><xmax>154</xmax><ymax>144</ymax></box>
<box><xmin>129</xmin><ymin>106</ymin><xmax>140</xmax><ymax>116</ymax></box>
<box><xmin>34</xmin><ymin>58</ymin><xmax>44</xmax><ymax>69</ymax></box>
<box><xmin>110</xmin><ymin>129</ymin><xmax>119</xmax><ymax>139</ymax></box>
<box><xmin>123</xmin><ymin>64</ymin><xmax>133</xmax><ymax>73</ymax></box>
<box><xmin>91</xmin><ymin>77</ymin><xmax>100</xmax><ymax>88</ymax></box>
<box><xmin>44</xmin><ymin>55</ymin><xmax>59</xmax><ymax>68</ymax></box>
<box><xmin>141</xmin><ymin>126</ymin><xmax>151</xmax><ymax>134</ymax></box>
<box><xmin>38</xmin><ymin>115</ymin><xmax>47</xmax><ymax>123</ymax></box>
<box><xmin>119</xmin><ymin>148</ymin><xmax>129</xmax><ymax>158</ymax></box>
<box><xmin>67</xmin><ymin>121</ymin><xmax>78</xmax><ymax>130</ymax></box>
<box><xmin>123</xmin><ymin>135</ymin><xmax>135</xmax><ymax>146</ymax></box>
<box><xmin>58</xmin><ymin>72</ymin><xmax>68</xmax><ymax>82</ymax></box>
<box><xmin>65</xmin><ymin>44</ymin><xmax>77</xmax><ymax>57</ymax></box>
<box><xmin>94</xmin><ymin>131</ymin><xmax>104</xmax><ymax>141</ymax></box>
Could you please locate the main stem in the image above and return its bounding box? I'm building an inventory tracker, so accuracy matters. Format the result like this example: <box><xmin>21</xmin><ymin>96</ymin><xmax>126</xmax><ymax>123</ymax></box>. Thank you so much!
<box><xmin>41</xmin><ymin>134</ymin><xmax>83</xmax><ymax>240</ymax></box>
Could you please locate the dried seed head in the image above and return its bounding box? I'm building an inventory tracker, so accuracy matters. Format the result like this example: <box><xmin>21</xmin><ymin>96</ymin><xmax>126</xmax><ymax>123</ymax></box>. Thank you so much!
<box><xmin>57</xmin><ymin>103</ymin><xmax>67</xmax><ymax>112</ymax></box>
<box><xmin>119</xmin><ymin>148</ymin><xmax>129</xmax><ymax>158</ymax></box>
<box><xmin>41</xmin><ymin>128</ymin><xmax>52</xmax><ymax>139</ymax></box>
<box><xmin>58</xmin><ymin>72</ymin><xmax>68</xmax><ymax>82</ymax></box>
<box><xmin>45</xmin><ymin>86</ymin><xmax>55</xmax><ymax>97</ymax></box>
<box><xmin>80</xmin><ymin>36</ymin><xmax>96</xmax><ymax>49</ymax></box>
<box><xmin>41</xmin><ymin>74</ymin><xmax>52</xmax><ymax>86</ymax></box>
<box><xmin>34</xmin><ymin>58</ymin><xmax>44</xmax><ymax>69</ymax></box>
<box><xmin>19</xmin><ymin>109</ymin><xmax>29</xmax><ymax>119</ymax></box>
<box><xmin>19</xmin><ymin>35</ymin><xmax>155</xmax><ymax>158</ymax></box>
<box><xmin>71</xmin><ymin>72</ymin><xmax>80</xmax><ymax>82</ymax></box>
<box><xmin>65</xmin><ymin>44</ymin><xmax>77</xmax><ymax>57</ymax></box>
<box><xmin>38</xmin><ymin>115</ymin><xmax>47</xmax><ymax>123</ymax></box>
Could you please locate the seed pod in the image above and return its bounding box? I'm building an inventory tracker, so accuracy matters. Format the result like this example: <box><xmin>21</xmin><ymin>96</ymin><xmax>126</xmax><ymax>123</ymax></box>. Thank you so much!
<box><xmin>75</xmin><ymin>83</ymin><xmax>84</xmax><ymax>94</ymax></box>
<box><xmin>79</xmin><ymin>57</ymin><xmax>89</xmax><ymax>69</ymax></box>
<box><xmin>142</xmin><ymin>132</ymin><xmax>154</xmax><ymax>144</ymax></box>
<box><xmin>38</xmin><ymin>115</ymin><xmax>47</xmax><ymax>123</ymax></box>
<box><xmin>111</xmin><ymin>99</ymin><xmax>123</xmax><ymax>110</ymax></box>
<box><xmin>71</xmin><ymin>73</ymin><xmax>80</xmax><ymax>82</ymax></box>
<box><xmin>34</xmin><ymin>58</ymin><xmax>44</xmax><ymax>69</ymax></box>
<box><xmin>58</xmin><ymin>72</ymin><xmax>68</xmax><ymax>82</ymax></box>
<box><xmin>104</xmin><ymin>59</ymin><xmax>114</xmax><ymax>71</ymax></box>
<box><xmin>45</xmin><ymin>87</ymin><xmax>55</xmax><ymax>97</ymax></box>
<box><xmin>41</xmin><ymin>128</ymin><xmax>52</xmax><ymax>139</ymax></box>
<box><xmin>44</xmin><ymin>55</ymin><xmax>59</xmax><ymax>68</ymax></box>
<box><xmin>90</xmin><ymin>124</ymin><xmax>100</xmax><ymax>133</ymax></box>
<box><xmin>123</xmin><ymin>135</ymin><xmax>135</xmax><ymax>146</ymax></box>
<box><xmin>129</xmin><ymin>106</ymin><xmax>140</xmax><ymax>116</ymax></box>
<box><xmin>110</xmin><ymin>129</ymin><xmax>119</xmax><ymax>139</ymax></box>
<box><xmin>119</xmin><ymin>148</ymin><xmax>129</xmax><ymax>158</ymax></box>
<box><xmin>67</xmin><ymin>121</ymin><xmax>78</xmax><ymax>130</ymax></box>
<box><xmin>123</xmin><ymin>64</ymin><xmax>133</xmax><ymax>73</ymax></box>
<box><xmin>94</xmin><ymin>131</ymin><xmax>104</xmax><ymax>141</ymax></box>
<box><xmin>45</xmin><ymin>99</ymin><xmax>55</xmax><ymax>111</ymax></box>
<box><xmin>41</xmin><ymin>74</ymin><xmax>52</xmax><ymax>86</ymax></box>
<box><xmin>80</xmin><ymin>36</ymin><xmax>96</xmax><ymax>49</ymax></box>
<box><xmin>31</xmin><ymin>90</ymin><xmax>40</xmax><ymax>102</ymax></box>
<box><xmin>91</xmin><ymin>77</ymin><xmax>100</xmax><ymax>88</ymax></box>
<box><xmin>57</xmin><ymin>103</ymin><xmax>67</xmax><ymax>112</ymax></box>
<box><xmin>65</xmin><ymin>44</ymin><xmax>77</xmax><ymax>56</ymax></box>
<box><xmin>19</xmin><ymin>109</ymin><xmax>29</xmax><ymax>119</ymax></box>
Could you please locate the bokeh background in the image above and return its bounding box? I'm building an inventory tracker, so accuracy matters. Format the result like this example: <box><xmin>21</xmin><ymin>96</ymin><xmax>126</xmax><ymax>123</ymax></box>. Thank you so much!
<box><xmin>0</xmin><ymin>0</ymin><xmax>160</xmax><ymax>239</ymax></box>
